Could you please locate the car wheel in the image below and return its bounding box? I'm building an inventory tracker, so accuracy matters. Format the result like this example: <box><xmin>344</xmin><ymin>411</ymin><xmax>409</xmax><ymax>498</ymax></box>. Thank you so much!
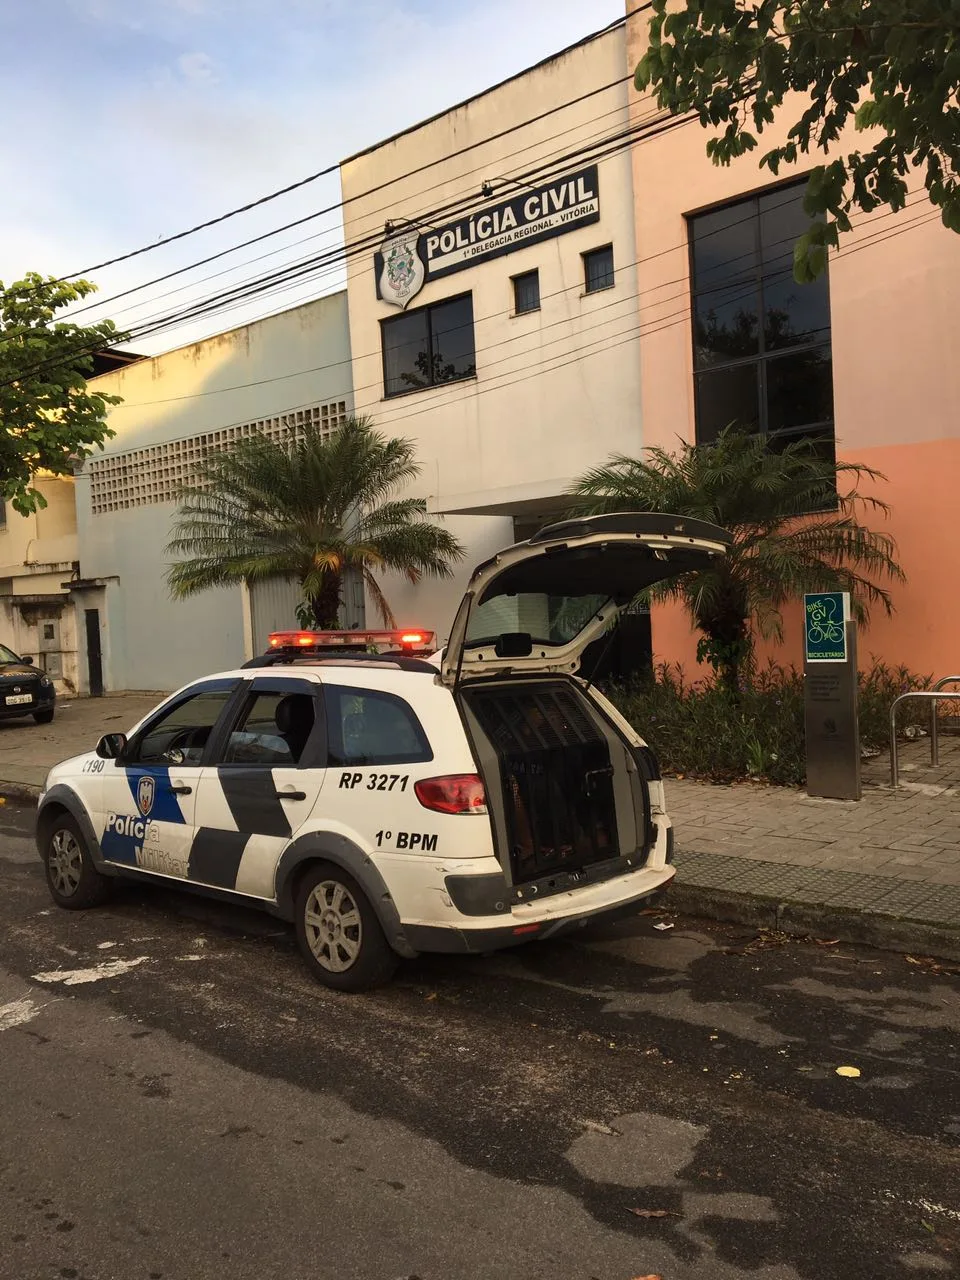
<box><xmin>294</xmin><ymin>862</ymin><xmax>398</xmax><ymax>992</ymax></box>
<box><xmin>33</xmin><ymin>708</ymin><xmax>55</xmax><ymax>725</ymax></box>
<box><xmin>44</xmin><ymin>813</ymin><xmax>111</xmax><ymax>910</ymax></box>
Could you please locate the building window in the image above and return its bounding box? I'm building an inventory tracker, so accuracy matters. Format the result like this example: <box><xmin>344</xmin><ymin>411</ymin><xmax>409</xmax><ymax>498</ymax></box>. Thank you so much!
<box><xmin>382</xmin><ymin>294</ymin><xmax>476</xmax><ymax>398</ymax></box>
<box><xmin>512</xmin><ymin>270</ymin><xmax>540</xmax><ymax>315</ymax></box>
<box><xmin>583</xmin><ymin>245</ymin><xmax>614</xmax><ymax>294</ymax></box>
<box><xmin>689</xmin><ymin>181</ymin><xmax>833</xmax><ymax>454</ymax></box>
<box><xmin>0</xmin><ymin>500</ymin><xmax>5</xmax><ymax>529</ymax></box>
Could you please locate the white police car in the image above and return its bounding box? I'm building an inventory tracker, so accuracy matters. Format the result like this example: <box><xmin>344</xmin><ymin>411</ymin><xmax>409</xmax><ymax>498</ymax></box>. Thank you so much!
<box><xmin>36</xmin><ymin>514</ymin><xmax>730</xmax><ymax>991</ymax></box>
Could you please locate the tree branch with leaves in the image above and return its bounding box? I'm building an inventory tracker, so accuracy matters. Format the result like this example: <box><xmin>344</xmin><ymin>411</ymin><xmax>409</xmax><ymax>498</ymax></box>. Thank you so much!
<box><xmin>635</xmin><ymin>0</ymin><xmax>960</xmax><ymax>280</ymax></box>
<box><xmin>1</xmin><ymin>273</ymin><xmax>124</xmax><ymax>514</ymax></box>
<box><xmin>570</xmin><ymin>427</ymin><xmax>905</xmax><ymax>689</ymax></box>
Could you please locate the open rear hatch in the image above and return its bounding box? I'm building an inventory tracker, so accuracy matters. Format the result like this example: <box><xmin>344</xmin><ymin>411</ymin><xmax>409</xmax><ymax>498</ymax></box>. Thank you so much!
<box><xmin>441</xmin><ymin>514</ymin><xmax>730</xmax><ymax>892</ymax></box>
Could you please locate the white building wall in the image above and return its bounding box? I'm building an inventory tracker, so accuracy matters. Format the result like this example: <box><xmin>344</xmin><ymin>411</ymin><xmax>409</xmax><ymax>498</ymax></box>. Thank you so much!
<box><xmin>76</xmin><ymin>293</ymin><xmax>354</xmax><ymax>692</ymax></box>
<box><xmin>340</xmin><ymin>27</ymin><xmax>642</xmax><ymax>643</ymax></box>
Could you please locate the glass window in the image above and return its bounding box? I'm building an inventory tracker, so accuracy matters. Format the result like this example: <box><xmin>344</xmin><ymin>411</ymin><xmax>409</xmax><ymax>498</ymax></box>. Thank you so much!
<box><xmin>583</xmin><ymin>245</ymin><xmax>614</xmax><ymax>293</ymax></box>
<box><xmin>0</xmin><ymin>500</ymin><xmax>6</xmax><ymax>528</ymax></box>
<box><xmin>0</xmin><ymin>643</ymin><xmax>20</xmax><ymax>664</ymax></box>
<box><xmin>222</xmin><ymin>691</ymin><xmax>317</xmax><ymax>767</ymax></box>
<box><xmin>134</xmin><ymin>689</ymin><xmax>234</xmax><ymax>766</ymax></box>
<box><xmin>689</xmin><ymin>181</ymin><xmax>833</xmax><ymax>451</ymax></box>
<box><xmin>695</xmin><ymin>364</ymin><xmax>761</xmax><ymax>443</ymax></box>
<box><xmin>512</xmin><ymin>270</ymin><xmax>540</xmax><ymax>314</ymax></box>
<box><xmin>382</xmin><ymin>294</ymin><xmax>476</xmax><ymax>397</ymax></box>
<box><xmin>324</xmin><ymin>686</ymin><xmax>432</xmax><ymax>766</ymax></box>
<box><xmin>466</xmin><ymin>593</ymin><xmax>609</xmax><ymax>649</ymax></box>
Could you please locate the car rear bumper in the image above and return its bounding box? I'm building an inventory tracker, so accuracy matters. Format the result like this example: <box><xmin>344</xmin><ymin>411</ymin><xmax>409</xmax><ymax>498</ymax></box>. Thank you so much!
<box><xmin>400</xmin><ymin>866</ymin><xmax>675</xmax><ymax>954</ymax></box>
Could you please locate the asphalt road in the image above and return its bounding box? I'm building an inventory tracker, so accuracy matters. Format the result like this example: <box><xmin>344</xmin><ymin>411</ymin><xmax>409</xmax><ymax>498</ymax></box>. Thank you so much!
<box><xmin>2</xmin><ymin>802</ymin><xmax>959</xmax><ymax>1280</ymax></box>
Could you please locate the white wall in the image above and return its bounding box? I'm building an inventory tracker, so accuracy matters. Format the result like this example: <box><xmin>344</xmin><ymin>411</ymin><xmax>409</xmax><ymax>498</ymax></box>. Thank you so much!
<box><xmin>340</xmin><ymin>27</ymin><xmax>642</xmax><ymax>639</ymax></box>
<box><xmin>75</xmin><ymin>293</ymin><xmax>354</xmax><ymax>691</ymax></box>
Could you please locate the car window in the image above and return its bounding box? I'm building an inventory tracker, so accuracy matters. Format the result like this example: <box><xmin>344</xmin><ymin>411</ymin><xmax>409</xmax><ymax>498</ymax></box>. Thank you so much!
<box><xmin>222</xmin><ymin>691</ymin><xmax>317</xmax><ymax>766</ymax></box>
<box><xmin>0</xmin><ymin>643</ymin><xmax>20</xmax><ymax>664</ymax></box>
<box><xmin>133</xmin><ymin>690</ymin><xmax>235</xmax><ymax>766</ymax></box>
<box><xmin>324</xmin><ymin>685</ymin><xmax>432</xmax><ymax>766</ymax></box>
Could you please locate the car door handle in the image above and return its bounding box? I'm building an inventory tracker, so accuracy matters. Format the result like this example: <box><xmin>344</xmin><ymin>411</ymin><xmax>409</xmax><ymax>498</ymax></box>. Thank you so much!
<box><xmin>276</xmin><ymin>789</ymin><xmax>306</xmax><ymax>801</ymax></box>
<box><xmin>167</xmin><ymin>783</ymin><xmax>192</xmax><ymax>795</ymax></box>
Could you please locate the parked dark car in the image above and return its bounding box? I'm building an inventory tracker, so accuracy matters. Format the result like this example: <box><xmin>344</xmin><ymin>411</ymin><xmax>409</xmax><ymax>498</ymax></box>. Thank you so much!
<box><xmin>0</xmin><ymin>643</ymin><xmax>56</xmax><ymax>724</ymax></box>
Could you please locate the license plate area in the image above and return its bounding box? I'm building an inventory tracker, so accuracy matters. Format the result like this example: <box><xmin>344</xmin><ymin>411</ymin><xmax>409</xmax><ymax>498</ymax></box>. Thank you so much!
<box><xmin>5</xmin><ymin>694</ymin><xmax>33</xmax><ymax>705</ymax></box>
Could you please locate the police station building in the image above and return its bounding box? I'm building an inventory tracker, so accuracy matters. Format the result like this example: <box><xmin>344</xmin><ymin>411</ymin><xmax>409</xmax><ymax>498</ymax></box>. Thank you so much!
<box><xmin>340</xmin><ymin>22</ymin><xmax>651</xmax><ymax>666</ymax></box>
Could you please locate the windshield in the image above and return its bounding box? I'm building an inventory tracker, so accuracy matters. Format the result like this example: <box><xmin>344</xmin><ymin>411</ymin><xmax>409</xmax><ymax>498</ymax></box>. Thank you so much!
<box><xmin>464</xmin><ymin>592</ymin><xmax>610</xmax><ymax>648</ymax></box>
<box><xmin>0</xmin><ymin>643</ymin><xmax>21</xmax><ymax>664</ymax></box>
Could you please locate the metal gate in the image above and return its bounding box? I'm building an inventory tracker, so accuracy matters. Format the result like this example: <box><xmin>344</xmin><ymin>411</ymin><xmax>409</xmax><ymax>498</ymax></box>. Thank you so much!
<box><xmin>248</xmin><ymin>572</ymin><xmax>366</xmax><ymax>652</ymax></box>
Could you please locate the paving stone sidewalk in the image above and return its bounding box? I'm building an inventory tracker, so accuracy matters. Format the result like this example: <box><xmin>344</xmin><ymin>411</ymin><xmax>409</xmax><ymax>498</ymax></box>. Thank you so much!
<box><xmin>667</xmin><ymin>736</ymin><xmax>960</xmax><ymax>886</ymax></box>
<box><xmin>666</xmin><ymin>735</ymin><xmax>960</xmax><ymax>958</ymax></box>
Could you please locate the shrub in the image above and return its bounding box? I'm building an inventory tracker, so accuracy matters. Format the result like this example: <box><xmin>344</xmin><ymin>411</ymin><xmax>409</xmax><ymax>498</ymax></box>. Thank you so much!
<box><xmin>604</xmin><ymin>660</ymin><xmax>932</xmax><ymax>787</ymax></box>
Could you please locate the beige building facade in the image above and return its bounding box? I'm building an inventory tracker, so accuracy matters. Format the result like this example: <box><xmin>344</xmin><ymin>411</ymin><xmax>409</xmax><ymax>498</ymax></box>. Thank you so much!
<box><xmin>340</xmin><ymin>24</ymin><xmax>650</xmax><ymax>662</ymax></box>
<box><xmin>0</xmin><ymin>476</ymin><xmax>80</xmax><ymax>688</ymax></box>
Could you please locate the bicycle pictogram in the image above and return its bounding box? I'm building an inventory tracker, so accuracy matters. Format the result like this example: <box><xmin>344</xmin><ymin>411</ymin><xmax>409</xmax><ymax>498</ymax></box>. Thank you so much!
<box><xmin>806</xmin><ymin>597</ymin><xmax>844</xmax><ymax>645</ymax></box>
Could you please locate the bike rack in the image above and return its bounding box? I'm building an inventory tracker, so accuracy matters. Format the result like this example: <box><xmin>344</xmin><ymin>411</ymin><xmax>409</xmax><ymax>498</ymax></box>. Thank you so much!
<box><xmin>890</xmin><ymin>688</ymin><xmax>960</xmax><ymax>787</ymax></box>
<box><xmin>930</xmin><ymin>675</ymin><xmax>960</xmax><ymax>766</ymax></box>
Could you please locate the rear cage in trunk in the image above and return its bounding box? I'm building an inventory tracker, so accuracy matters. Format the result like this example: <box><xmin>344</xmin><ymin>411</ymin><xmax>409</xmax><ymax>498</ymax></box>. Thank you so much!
<box><xmin>458</xmin><ymin>675</ymin><xmax>657</xmax><ymax>904</ymax></box>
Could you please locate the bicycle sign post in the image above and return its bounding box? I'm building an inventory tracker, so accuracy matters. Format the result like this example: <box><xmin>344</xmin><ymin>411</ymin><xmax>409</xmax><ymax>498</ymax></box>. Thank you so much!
<box><xmin>803</xmin><ymin>591</ymin><xmax>861</xmax><ymax>801</ymax></box>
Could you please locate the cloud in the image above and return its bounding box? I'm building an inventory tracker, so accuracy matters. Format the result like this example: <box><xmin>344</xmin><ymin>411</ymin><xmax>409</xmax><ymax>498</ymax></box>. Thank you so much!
<box><xmin>177</xmin><ymin>51</ymin><xmax>218</xmax><ymax>84</ymax></box>
<box><xmin>1</xmin><ymin>0</ymin><xmax>624</xmax><ymax>353</ymax></box>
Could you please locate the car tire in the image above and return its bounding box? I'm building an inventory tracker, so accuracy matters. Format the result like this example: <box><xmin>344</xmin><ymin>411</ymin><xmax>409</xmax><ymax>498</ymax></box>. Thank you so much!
<box><xmin>294</xmin><ymin>861</ymin><xmax>398</xmax><ymax>992</ymax></box>
<box><xmin>43</xmin><ymin>812</ymin><xmax>111</xmax><ymax>910</ymax></box>
<box><xmin>33</xmin><ymin>708</ymin><xmax>55</xmax><ymax>725</ymax></box>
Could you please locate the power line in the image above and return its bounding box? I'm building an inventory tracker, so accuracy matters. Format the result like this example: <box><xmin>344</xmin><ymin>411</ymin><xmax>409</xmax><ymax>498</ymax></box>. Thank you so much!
<box><xmin>54</xmin><ymin>3</ymin><xmax>655</xmax><ymax>286</ymax></box>
<box><xmin>1</xmin><ymin>104</ymin><xmax>688</xmax><ymax>386</ymax></box>
<box><xmin>60</xmin><ymin>84</ymin><xmax>648</xmax><ymax>329</ymax></box>
<box><xmin>76</xmin><ymin>193</ymin><xmax>939</xmax><ymax>465</ymax></box>
<box><xmin>85</xmin><ymin>90</ymin><xmax>642</xmax><ymax>328</ymax></box>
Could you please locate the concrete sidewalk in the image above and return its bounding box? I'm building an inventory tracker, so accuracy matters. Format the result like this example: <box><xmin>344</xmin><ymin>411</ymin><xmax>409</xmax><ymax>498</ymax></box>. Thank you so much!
<box><xmin>2</xmin><ymin>694</ymin><xmax>959</xmax><ymax>960</ymax></box>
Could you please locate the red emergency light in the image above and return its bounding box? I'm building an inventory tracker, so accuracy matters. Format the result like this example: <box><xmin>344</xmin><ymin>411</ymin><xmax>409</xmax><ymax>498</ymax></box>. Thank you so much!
<box><xmin>267</xmin><ymin>628</ymin><xmax>436</xmax><ymax>654</ymax></box>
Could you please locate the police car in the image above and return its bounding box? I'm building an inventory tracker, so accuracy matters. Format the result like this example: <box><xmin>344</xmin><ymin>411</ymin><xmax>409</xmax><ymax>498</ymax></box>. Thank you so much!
<box><xmin>36</xmin><ymin>514</ymin><xmax>730</xmax><ymax>991</ymax></box>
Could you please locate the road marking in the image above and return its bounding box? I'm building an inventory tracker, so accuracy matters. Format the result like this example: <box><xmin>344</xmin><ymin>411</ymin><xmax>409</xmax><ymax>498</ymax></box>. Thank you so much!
<box><xmin>32</xmin><ymin>957</ymin><xmax>150</xmax><ymax>986</ymax></box>
<box><xmin>881</xmin><ymin>1190</ymin><xmax>960</xmax><ymax>1222</ymax></box>
<box><xmin>0</xmin><ymin>997</ymin><xmax>42</xmax><ymax>1031</ymax></box>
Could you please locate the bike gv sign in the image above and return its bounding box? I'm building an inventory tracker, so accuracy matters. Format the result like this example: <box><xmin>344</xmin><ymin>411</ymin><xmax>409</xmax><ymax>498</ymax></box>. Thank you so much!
<box><xmin>804</xmin><ymin>592</ymin><xmax>849</xmax><ymax>663</ymax></box>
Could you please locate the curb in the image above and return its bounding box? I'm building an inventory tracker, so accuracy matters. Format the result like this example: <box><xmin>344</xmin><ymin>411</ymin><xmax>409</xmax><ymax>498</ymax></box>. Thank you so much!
<box><xmin>668</xmin><ymin>881</ymin><xmax>960</xmax><ymax>964</ymax></box>
<box><xmin>0</xmin><ymin>781</ymin><xmax>42</xmax><ymax>803</ymax></box>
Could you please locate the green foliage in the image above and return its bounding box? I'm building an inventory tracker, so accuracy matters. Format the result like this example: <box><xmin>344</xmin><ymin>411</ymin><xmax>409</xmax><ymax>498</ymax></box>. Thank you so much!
<box><xmin>0</xmin><ymin>273</ymin><xmax>124</xmax><ymax>514</ymax></box>
<box><xmin>166</xmin><ymin>417</ymin><xmax>465</xmax><ymax>628</ymax></box>
<box><xmin>635</xmin><ymin>0</ymin><xmax>960</xmax><ymax>279</ymax></box>
<box><xmin>605</xmin><ymin>661</ymin><xmax>931</xmax><ymax>786</ymax></box>
<box><xmin>570</xmin><ymin>427</ymin><xmax>905</xmax><ymax>689</ymax></box>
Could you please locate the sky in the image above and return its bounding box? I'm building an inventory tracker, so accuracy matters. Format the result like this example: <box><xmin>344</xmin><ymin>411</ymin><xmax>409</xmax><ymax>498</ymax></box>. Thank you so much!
<box><xmin>0</xmin><ymin>0</ymin><xmax>625</xmax><ymax>354</ymax></box>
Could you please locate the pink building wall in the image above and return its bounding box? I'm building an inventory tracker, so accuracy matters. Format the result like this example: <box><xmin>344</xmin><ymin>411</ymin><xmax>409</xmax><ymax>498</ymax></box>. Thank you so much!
<box><xmin>625</xmin><ymin>7</ymin><xmax>960</xmax><ymax>681</ymax></box>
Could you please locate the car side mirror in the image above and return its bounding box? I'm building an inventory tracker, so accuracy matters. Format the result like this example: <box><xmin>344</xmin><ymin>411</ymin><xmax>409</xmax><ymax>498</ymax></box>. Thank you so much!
<box><xmin>96</xmin><ymin>732</ymin><xmax>127</xmax><ymax>760</ymax></box>
<box><xmin>20</xmin><ymin>655</ymin><xmax>34</xmax><ymax>665</ymax></box>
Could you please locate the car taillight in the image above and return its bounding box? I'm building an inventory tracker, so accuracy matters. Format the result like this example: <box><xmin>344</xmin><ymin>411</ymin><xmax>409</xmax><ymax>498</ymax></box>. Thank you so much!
<box><xmin>414</xmin><ymin>774</ymin><xmax>487</xmax><ymax>815</ymax></box>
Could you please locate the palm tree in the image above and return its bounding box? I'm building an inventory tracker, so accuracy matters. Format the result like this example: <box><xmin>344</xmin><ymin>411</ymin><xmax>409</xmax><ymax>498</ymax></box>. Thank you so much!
<box><xmin>165</xmin><ymin>417</ymin><xmax>464</xmax><ymax>628</ymax></box>
<box><xmin>570</xmin><ymin>427</ymin><xmax>905</xmax><ymax>689</ymax></box>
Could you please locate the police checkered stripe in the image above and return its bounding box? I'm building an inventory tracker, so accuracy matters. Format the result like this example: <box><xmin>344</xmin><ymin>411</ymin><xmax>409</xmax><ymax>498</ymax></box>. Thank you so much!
<box><xmin>185</xmin><ymin>769</ymin><xmax>293</xmax><ymax>891</ymax></box>
<box><xmin>101</xmin><ymin>766</ymin><xmax>295</xmax><ymax>896</ymax></box>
